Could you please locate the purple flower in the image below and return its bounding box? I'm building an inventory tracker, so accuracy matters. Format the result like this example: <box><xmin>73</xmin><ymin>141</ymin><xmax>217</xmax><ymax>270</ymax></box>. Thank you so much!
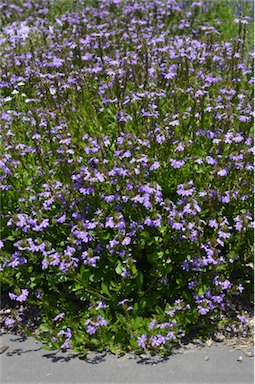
<box><xmin>166</xmin><ymin>331</ymin><xmax>176</xmax><ymax>341</ymax></box>
<box><xmin>35</xmin><ymin>289</ymin><xmax>43</xmax><ymax>299</ymax></box>
<box><xmin>218</xmin><ymin>230</ymin><xmax>231</xmax><ymax>239</ymax></box>
<box><xmin>170</xmin><ymin>221</ymin><xmax>183</xmax><ymax>230</ymax></box>
<box><xmin>86</xmin><ymin>325</ymin><xmax>97</xmax><ymax>335</ymax></box>
<box><xmin>121</xmin><ymin>267</ymin><xmax>131</xmax><ymax>278</ymax></box>
<box><xmin>209</xmin><ymin>219</ymin><xmax>218</xmax><ymax>228</ymax></box>
<box><xmin>150</xmin><ymin>334</ymin><xmax>166</xmax><ymax>346</ymax></box>
<box><xmin>212</xmin><ymin>295</ymin><xmax>224</xmax><ymax>303</ymax></box>
<box><xmin>5</xmin><ymin>317</ymin><xmax>15</xmax><ymax>327</ymax></box>
<box><xmin>206</xmin><ymin>156</ymin><xmax>217</xmax><ymax>165</ymax></box>
<box><xmin>16</xmin><ymin>289</ymin><xmax>29</xmax><ymax>302</ymax></box>
<box><xmin>137</xmin><ymin>334</ymin><xmax>147</xmax><ymax>349</ymax></box>
<box><xmin>170</xmin><ymin>159</ymin><xmax>185</xmax><ymax>168</ymax></box>
<box><xmin>58</xmin><ymin>328</ymin><xmax>72</xmax><ymax>349</ymax></box>
<box><xmin>149</xmin><ymin>319</ymin><xmax>157</xmax><ymax>329</ymax></box>
<box><xmin>9</xmin><ymin>289</ymin><xmax>29</xmax><ymax>302</ymax></box>
<box><xmin>237</xmin><ymin>314</ymin><xmax>247</xmax><ymax>324</ymax></box>
<box><xmin>220</xmin><ymin>280</ymin><xmax>232</xmax><ymax>290</ymax></box>
<box><xmin>85</xmin><ymin>315</ymin><xmax>107</xmax><ymax>335</ymax></box>
<box><xmin>188</xmin><ymin>281</ymin><xmax>196</xmax><ymax>289</ymax></box>
<box><xmin>236</xmin><ymin>284</ymin><xmax>244</xmax><ymax>293</ymax></box>
<box><xmin>55</xmin><ymin>214</ymin><xmax>66</xmax><ymax>223</ymax></box>
<box><xmin>163</xmin><ymin>64</ymin><xmax>177</xmax><ymax>79</ymax></box>
<box><xmin>144</xmin><ymin>215</ymin><xmax>162</xmax><ymax>227</ymax></box>
<box><xmin>105</xmin><ymin>217</ymin><xmax>115</xmax><ymax>228</ymax></box>
<box><xmin>95</xmin><ymin>300</ymin><xmax>107</xmax><ymax>310</ymax></box>
<box><xmin>53</xmin><ymin>313</ymin><xmax>65</xmax><ymax>322</ymax></box>
<box><xmin>175</xmin><ymin>142</ymin><xmax>185</xmax><ymax>152</ymax></box>
<box><xmin>177</xmin><ymin>182</ymin><xmax>195</xmax><ymax>196</ymax></box>
<box><xmin>149</xmin><ymin>161</ymin><xmax>160</xmax><ymax>171</ymax></box>
<box><xmin>118</xmin><ymin>299</ymin><xmax>129</xmax><ymax>306</ymax></box>
<box><xmin>217</xmin><ymin>169</ymin><xmax>228</xmax><ymax>177</ymax></box>
<box><xmin>122</xmin><ymin>237</ymin><xmax>131</xmax><ymax>245</ymax></box>
<box><xmin>197</xmin><ymin>305</ymin><xmax>210</xmax><ymax>315</ymax></box>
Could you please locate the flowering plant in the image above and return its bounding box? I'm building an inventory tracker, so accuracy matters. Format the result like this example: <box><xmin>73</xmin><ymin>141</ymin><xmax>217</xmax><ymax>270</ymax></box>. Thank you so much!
<box><xmin>0</xmin><ymin>0</ymin><xmax>253</xmax><ymax>356</ymax></box>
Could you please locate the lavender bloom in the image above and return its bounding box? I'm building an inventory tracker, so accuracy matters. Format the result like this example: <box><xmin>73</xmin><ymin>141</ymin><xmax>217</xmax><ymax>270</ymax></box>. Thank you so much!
<box><xmin>236</xmin><ymin>284</ymin><xmax>244</xmax><ymax>293</ymax></box>
<box><xmin>177</xmin><ymin>182</ymin><xmax>195</xmax><ymax>196</ymax></box>
<box><xmin>209</xmin><ymin>219</ymin><xmax>218</xmax><ymax>228</ymax></box>
<box><xmin>197</xmin><ymin>305</ymin><xmax>210</xmax><ymax>315</ymax></box>
<box><xmin>35</xmin><ymin>289</ymin><xmax>43</xmax><ymax>299</ymax></box>
<box><xmin>118</xmin><ymin>299</ymin><xmax>129</xmax><ymax>306</ymax></box>
<box><xmin>9</xmin><ymin>289</ymin><xmax>29</xmax><ymax>302</ymax></box>
<box><xmin>137</xmin><ymin>334</ymin><xmax>147</xmax><ymax>349</ymax></box>
<box><xmin>122</xmin><ymin>237</ymin><xmax>131</xmax><ymax>245</ymax></box>
<box><xmin>144</xmin><ymin>215</ymin><xmax>162</xmax><ymax>227</ymax></box>
<box><xmin>120</xmin><ymin>267</ymin><xmax>130</xmax><ymax>278</ymax></box>
<box><xmin>149</xmin><ymin>161</ymin><xmax>160</xmax><ymax>171</ymax></box>
<box><xmin>58</xmin><ymin>328</ymin><xmax>72</xmax><ymax>349</ymax></box>
<box><xmin>206</xmin><ymin>156</ymin><xmax>217</xmax><ymax>165</ymax></box>
<box><xmin>217</xmin><ymin>169</ymin><xmax>228</xmax><ymax>177</ymax></box>
<box><xmin>237</xmin><ymin>314</ymin><xmax>247</xmax><ymax>324</ymax></box>
<box><xmin>53</xmin><ymin>313</ymin><xmax>65</xmax><ymax>322</ymax></box>
<box><xmin>166</xmin><ymin>331</ymin><xmax>176</xmax><ymax>341</ymax></box>
<box><xmin>170</xmin><ymin>159</ymin><xmax>185</xmax><ymax>168</ymax></box>
<box><xmin>150</xmin><ymin>334</ymin><xmax>166</xmax><ymax>346</ymax></box>
<box><xmin>5</xmin><ymin>317</ymin><xmax>15</xmax><ymax>327</ymax></box>
<box><xmin>95</xmin><ymin>300</ymin><xmax>107</xmax><ymax>310</ymax></box>
<box><xmin>55</xmin><ymin>214</ymin><xmax>66</xmax><ymax>223</ymax></box>
<box><xmin>219</xmin><ymin>280</ymin><xmax>232</xmax><ymax>290</ymax></box>
<box><xmin>149</xmin><ymin>319</ymin><xmax>157</xmax><ymax>329</ymax></box>
<box><xmin>0</xmin><ymin>0</ymin><xmax>253</xmax><ymax>355</ymax></box>
<box><xmin>85</xmin><ymin>315</ymin><xmax>108</xmax><ymax>335</ymax></box>
<box><xmin>218</xmin><ymin>230</ymin><xmax>231</xmax><ymax>239</ymax></box>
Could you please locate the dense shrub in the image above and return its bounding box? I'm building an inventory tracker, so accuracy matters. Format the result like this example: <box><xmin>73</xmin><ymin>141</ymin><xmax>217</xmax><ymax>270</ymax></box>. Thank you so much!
<box><xmin>0</xmin><ymin>0</ymin><xmax>253</xmax><ymax>356</ymax></box>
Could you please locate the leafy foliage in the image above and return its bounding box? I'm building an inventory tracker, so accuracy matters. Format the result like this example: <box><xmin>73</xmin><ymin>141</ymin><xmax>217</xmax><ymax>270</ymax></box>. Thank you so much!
<box><xmin>0</xmin><ymin>0</ymin><xmax>253</xmax><ymax>356</ymax></box>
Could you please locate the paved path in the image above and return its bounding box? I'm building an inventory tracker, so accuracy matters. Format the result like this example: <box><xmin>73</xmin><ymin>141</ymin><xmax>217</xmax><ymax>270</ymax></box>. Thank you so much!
<box><xmin>0</xmin><ymin>333</ymin><xmax>254</xmax><ymax>384</ymax></box>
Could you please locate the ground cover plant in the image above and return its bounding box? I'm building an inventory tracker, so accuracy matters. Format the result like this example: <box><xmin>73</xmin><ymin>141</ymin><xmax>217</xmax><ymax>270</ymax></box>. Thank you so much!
<box><xmin>0</xmin><ymin>0</ymin><xmax>254</xmax><ymax>356</ymax></box>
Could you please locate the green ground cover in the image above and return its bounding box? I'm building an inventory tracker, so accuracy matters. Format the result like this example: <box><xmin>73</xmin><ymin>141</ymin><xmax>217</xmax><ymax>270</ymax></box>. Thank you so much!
<box><xmin>0</xmin><ymin>0</ymin><xmax>253</xmax><ymax>356</ymax></box>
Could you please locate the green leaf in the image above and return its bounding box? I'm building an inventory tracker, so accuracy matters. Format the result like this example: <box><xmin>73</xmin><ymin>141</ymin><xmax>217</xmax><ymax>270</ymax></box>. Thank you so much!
<box><xmin>115</xmin><ymin>263</ymin><xmax>123</xmax><ymax>275</ymax></box>
<box><xmin>103</xmin><ymin>232</ymin><xmax>111</xmax><ymax>240</ymax></box>
<box><xmin>109</xmin><ymin>345</ymin><xmax>117</xmax><ymax>354</ymax></box>
<box><xmin>109</xmin><ymin>280</ymin><xmax>120</xmax><ymax>291</ymax></box>
<box><xmin>131</xmin><ymin>265</ymin><xmax>138</xmax><ymax>277</ymax></box>
<box><xmin>69</xmin><ymin>283</ymin><xmax>83</xmax><ymax>293</ymax></box>
<box><xmin>135</xmin><ymin>272</ymin><xmax>144</xmax><ymax>291</ymax></box>
<box><xmin>133</xmin><ymin>302</ymin><xmax>139</xmax><ymax>314</ymax></box>
<box><xmin>132</xmin><ymin>316</ymin><xmax>144</xmax><ymax>330</ymax></box>
<box><xmin>155</xmin><ymin>306</ymin><xmax>164</xmax><ymax>315</ymax></box>
<box><xmin>101</xmin><ymin>282</ymin><xmax>111</xmax><ymax>298</ymax></box>
<box><xmin>28</xmin><ymin>278</ymin><xmax>37</xmax><ymax>289</ymax></box>
<box><xmin>134</xmin><ymin>349</ymin><xmax>144</xmax><ymax>355</ymax></box>
<box><xmin>39</xmin><ymin>324</ymin><xmax>50</xmax><ymax>332</ymax></box>
<box><xmin>129</xmin><ymin>338</ymin><xmax>137</xmax><ymax>347</ymax></box>
<box><xmin>89</xmin><ymin>274</ymin><xmax>94</xmax><ymax>282</ymax></box>
<box><xmin>42</xmin><ymin>344</ymin><xmax>56</xmax><ymax>351</ymax></box>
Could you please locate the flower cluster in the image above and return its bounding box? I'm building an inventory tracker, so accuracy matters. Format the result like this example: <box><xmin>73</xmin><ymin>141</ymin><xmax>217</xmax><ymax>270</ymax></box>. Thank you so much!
<box><xmin>0</xmin><ymin>0</ymin><xmax>253</xmax><ymax>355</ymax></box>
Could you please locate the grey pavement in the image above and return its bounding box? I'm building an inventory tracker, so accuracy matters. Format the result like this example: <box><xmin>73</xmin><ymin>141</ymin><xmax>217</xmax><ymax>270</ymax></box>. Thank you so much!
<box><xmin>0</xmin><ymin>332</ymin><xmax>254</xmax><ymax>384</ymax></box>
